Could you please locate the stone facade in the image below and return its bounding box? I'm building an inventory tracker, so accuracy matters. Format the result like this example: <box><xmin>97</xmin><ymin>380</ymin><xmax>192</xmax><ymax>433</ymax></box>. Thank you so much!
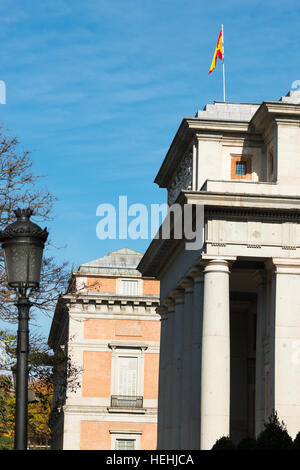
<box><xmin>48</xmin><ymin>248</ymin><xmax>160</xmax><ymax>450</ymax></box>
<box><xmin>138</xmin><ymin>92</ymin><xmax>300</xmax><ymax>449</ymax></box>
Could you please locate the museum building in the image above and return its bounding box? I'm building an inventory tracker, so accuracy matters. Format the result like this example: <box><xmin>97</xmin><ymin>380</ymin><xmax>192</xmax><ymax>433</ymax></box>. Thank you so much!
<box><xmin>138</xmin><ymin>91</ymin><xmax>300</xmax><ymax>449</ymax></box>
<box><xmin>48</xmin><ymin>248</ymin><xmax>160</xmax><ymax>450</ymax></box>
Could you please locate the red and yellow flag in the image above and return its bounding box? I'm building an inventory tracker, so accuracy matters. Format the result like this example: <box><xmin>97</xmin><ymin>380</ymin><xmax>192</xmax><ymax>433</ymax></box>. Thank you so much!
<box><xmin>209</xmin><ymin>29</ymin><xmax>223</xmax><ymax>74</ymax></box>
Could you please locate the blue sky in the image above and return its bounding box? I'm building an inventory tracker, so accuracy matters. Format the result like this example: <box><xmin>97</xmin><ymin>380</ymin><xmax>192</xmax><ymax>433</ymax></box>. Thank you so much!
<box><xmin>1</xmin><ymin>0</ymin><xmax>300</xmax><ymax>336</ymax></box>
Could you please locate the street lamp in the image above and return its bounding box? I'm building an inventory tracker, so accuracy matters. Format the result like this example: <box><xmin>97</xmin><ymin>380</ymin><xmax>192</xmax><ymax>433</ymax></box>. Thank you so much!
<box><xmin>0</xmin><ymin>208</ymin><xmax>48</xmax><ymax>450</ymax></box>
<box><xmin>11</xmin><ymin>363</ymin><xmax>40</xmax><ymax>404</ymax></box>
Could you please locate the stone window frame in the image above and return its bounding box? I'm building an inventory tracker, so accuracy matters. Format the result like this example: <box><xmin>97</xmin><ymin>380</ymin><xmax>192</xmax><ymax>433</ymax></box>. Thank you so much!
<box><xmin>109</xmin><ymin>344</ymin><xmax>147</xmax><ymax>400</ymax></box>
<box><xmin>231</xmin><ymin>155</ymin><xmax>252</xmax><ymax>180</ymax></box>
<box><xmin>110</xmin><ymin>430</ymin><xmax>142</xmax><ymax>450</ymax></box>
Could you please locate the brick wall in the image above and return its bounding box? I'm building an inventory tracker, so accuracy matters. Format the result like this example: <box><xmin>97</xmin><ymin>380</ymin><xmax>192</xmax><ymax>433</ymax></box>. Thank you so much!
<box><xmin>143</xmin><ymin>280</ymin><xmax>160</xmax><ymax>295</ymax></box>
<box><xmin>87</xmin><ymin>277</ymin><xmax>116</xmax><ymax>293</ymax></box>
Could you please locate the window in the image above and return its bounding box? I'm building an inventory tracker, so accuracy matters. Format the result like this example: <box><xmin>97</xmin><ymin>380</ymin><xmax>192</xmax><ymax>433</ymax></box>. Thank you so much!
<box><xmin>116</xmin><ymin>439</ymin><xmax>135</xmax><ymax>450</ymax></box>
<box><xmin>110</xmin><ymin>431</ymin><xmax>142</xmax><ymax>450</ymax></box>
<box><xmin>118</xmin><ymin>356</ymin><xmax>138</xmax><ymax>396</ymax></box>
<box><xmin>231</xmin><ymin>155</ymin><xmax>252</xmax><ymax>180</ymax></box>
<box><xmin>111</xmin><ymin>355</ymin><xmax>143</xmax><ymax>408</ymax></box>
<box><xmin>121</xmin><ymin>279</ymin><xmax>138</xmax><ymax>296</ymax></box>
<box><xmin>236</xmin><ymin>161</ymin><xmax>246</xmax><ymax>175</ymax></box>
<box><xmin>109</xmin><ymin>345</ymin><xmax>146</xmax><ymax>411</ymax></box>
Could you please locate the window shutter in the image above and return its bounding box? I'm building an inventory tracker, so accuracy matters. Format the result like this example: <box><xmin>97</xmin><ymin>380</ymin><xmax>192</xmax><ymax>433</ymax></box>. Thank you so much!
<box><xmin>118</xmin><ymin>356</ymin><xmax>138</xmax><ymax>396</ymax></box>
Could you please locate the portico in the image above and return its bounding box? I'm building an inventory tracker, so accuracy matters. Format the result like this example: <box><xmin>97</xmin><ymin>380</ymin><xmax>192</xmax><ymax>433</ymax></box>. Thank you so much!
<box><xmin>143</xmin><ymin>252</ymin><xmax>300</xmax><ymax>449</ymax></box>
<box><xmin>138</xmin><ymin>93</ymin><xmax>300</xmax><ymax>449</ymax></box>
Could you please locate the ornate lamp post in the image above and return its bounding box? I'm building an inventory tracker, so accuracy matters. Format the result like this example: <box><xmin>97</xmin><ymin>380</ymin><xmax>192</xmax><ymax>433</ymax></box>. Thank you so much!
<box><xmin>0</xmin><ymin>208</ymin><xmax>48</xmax><ymax>450</ymax></box>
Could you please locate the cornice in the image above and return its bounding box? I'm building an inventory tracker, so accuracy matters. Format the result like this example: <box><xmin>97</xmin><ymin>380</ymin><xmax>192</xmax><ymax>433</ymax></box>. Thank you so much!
<box><xmin>183</xmin><ymin>190</ymin><xmax>300</xmax><ymax>212</ymax></box>
<box><xmin>137</xmin><ymin>233</ymin><xmax>184</xmax><ymax>280</ymax></box>
<box><xmin>188</xmin><ymin>118</ymin><xmax>250</xmax><ymax>132</ymax></box>
<box><xmin>251</xmin><ymin>101</ymin><xmax>300</xmax><ymax>132</ymax></box>
<box><xmin>73</xmin><ymin>271</ymin><xmax>143</xmax><ymax>279</ymax></box>
<box><xmin>108</xmin><ymin>341</ymin><xmax>148</xmax><ymax>350</ymax></box>
<box><xmin>48</xmin><ymin>298</ymin><xmax>69</xmax><ymax>351</ymax></box>
<box><xmin>63</xmin><ymin>293</ymin><xmax>159</xmax><ymax>304</ymax></box>
<box><xmin>221</xmin><ymin>133</ymin><xmax>264</xmax><ymax>148</ymax></box>
<box><xmin>154</xmin><ymin>118</ymin><xmax>192</xmax><ymax>187</ymax></box>
<box><xmin>138</xmin><ymin>189</ymin><xmax>300</xmax><ymax>278</ymax></box>
<box><xmin>62</xmin><ymin>405</ymin><xmax>156</xmax><ymax>416</ymax></box>
<box><xmin>264</xmin><ymin>101</ymin><xmax>300</xmax><ymax>115</ymax></box>
<box><xmin>205</xmin><ymin>205</ymin><xmax>300</xmax><ymax>221</ymax></box>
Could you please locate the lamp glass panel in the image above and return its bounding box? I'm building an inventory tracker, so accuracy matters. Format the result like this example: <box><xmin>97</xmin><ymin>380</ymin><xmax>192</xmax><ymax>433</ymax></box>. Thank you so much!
<box><xmin>3</xmin><ymin>243</ymin><xmax>43</xmax><ymax>288</ymax></box>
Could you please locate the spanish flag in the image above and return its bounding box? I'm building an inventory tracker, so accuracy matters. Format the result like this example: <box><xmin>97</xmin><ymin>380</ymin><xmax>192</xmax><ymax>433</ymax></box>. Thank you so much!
<box><xmin>209</xmin><ymin>29</ymin><xmax>223</xmax><ymax>74</ymax></box>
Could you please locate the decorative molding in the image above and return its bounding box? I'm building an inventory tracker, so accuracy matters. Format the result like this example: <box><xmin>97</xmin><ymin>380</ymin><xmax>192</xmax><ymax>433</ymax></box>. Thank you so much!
<box><xmin>201</xmin><ymin>258</ymin><xmax>233</xmax><ymax>274</ymax></box>
<box><xmin>265</xmin><ymin>257</ymin><xmax>300</xmax><ymax>275</ymax></box>
<box><xmin>162</xmin><ymin>298</ymin><xmax>175</xmax><ymax>313</ymax></box>
<box><xmin>168</xmin><ymin>288</ymin><xmax>185</xmax><ymax>304</ymax></box>
<box><xmin>186</xmin><ymin>265</ymin><xmax>204</xmax><ymax>282</ymax></box>
<box><xmin>156</xmin><ymin>305</ymin><xmax>168</xmax><ymax>317</ymax></box>
<box><xmin>206</xmin><ymin>206</ymin><xmax>300</xmax><ymax>221</ymax></box>
<box><xmin>108</xmin><ymin>342</ymin><xmax>148</xmax><ymax>350</ymax></box>
<box><xmin>168</xmin><ymin>151</ymin><xmax>193</xmax><ymax>205</ymax></box>
<box><xmin>177</xmin><ymin>277</ymin><xmax>193</xmax><ymax>291</ymax></box>
<box><xmin>109</xmin><ymin>430</ymin><xmax>143</xmax><ymax>435</ymax></box>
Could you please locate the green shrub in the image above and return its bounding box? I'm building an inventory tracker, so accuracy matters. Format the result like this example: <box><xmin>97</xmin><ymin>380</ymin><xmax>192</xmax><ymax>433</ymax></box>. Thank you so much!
<box><xmin>256</xmin><ymin>411</ymin><xmax>292</xmax><ymax>450</ymax></box>
<box><xmin>211</xmin><ymin>436</ymin><xmax>236</xmax><ymax>450</ymax></box>
<box><xmin>236</xmin><ymin>437</ymin><xmax>257</xmax><ymax>450</ymax></box>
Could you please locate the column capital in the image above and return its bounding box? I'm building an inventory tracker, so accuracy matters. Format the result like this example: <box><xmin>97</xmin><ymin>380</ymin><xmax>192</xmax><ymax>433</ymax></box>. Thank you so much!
<box><xmin>177</xmin><ymin>277</ymin><xmax>194</xmax><ymax>292</ymax></box>
<box><xmin>169</xmin><ymin>288</ymin><xmax>185</xmax><ymax>304</ymax></box>
<box><xmin>187</xmin><ymin>265</ymin><xmax>204</xmax><ymax>282</ymax></box>
<box><xmin>265</xmin><ymin>257</ymin><xmax>300</xmax><ymax>275</ymax></box>
<box><xmin>199</xmin><ymin>254</ymin><xmax>236</xmax><ymax>265</ymax></box>
<box><xmin>163</xmin><ymin>297</ymin><xmax>175</xmax><ymax>312</ymax></box>
<box><xmin>201</xmin><ymin>257</ymin><xmax>235</xmax><ymax>274</ymax></box>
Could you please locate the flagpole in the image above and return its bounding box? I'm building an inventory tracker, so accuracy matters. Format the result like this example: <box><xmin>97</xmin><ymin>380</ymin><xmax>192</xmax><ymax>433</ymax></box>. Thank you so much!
<box><xmin>222</xmin><ymin>24</ymin><xmax>226</xmax><ymax>102</ymax></box>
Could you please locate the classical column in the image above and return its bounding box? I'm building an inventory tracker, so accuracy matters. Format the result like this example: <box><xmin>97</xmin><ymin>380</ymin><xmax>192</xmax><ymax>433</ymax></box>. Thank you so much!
<box><xmin>252</xmin><ymin>270</ymin><xmax>267</xmax><ymax>437</ymax></box>
<box><xmin>163</xmin><ymin>298</ymin><xmax>175</xmax><ymax>449</ymax></box>
<box><xmin>187</xmin><ymin>266</ymin><xmax>204</xmax><ymax>449</ymax></box>
<box><xmin>169</xmin><ymin>288</ymin><xmax>185</xmax><ymax>449</ymax></box>
<box><xmin>156</xmin><ymin>304</ymin><xmax>168</xmax><ymax>450</ymax></box>
<box><xmin>200</xmin><ymin>258</ymin><xmax>233</xmax><ymax>450</ymax></box>
<box><xmin>265</xmin><ymin>258</ymin><xmax>300</xmax><ymax>439</ymax></box>
<box><xmin>178</xmin><ymin>277</ymin><xmax>194</xmax><ymax>449</ymax></box>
